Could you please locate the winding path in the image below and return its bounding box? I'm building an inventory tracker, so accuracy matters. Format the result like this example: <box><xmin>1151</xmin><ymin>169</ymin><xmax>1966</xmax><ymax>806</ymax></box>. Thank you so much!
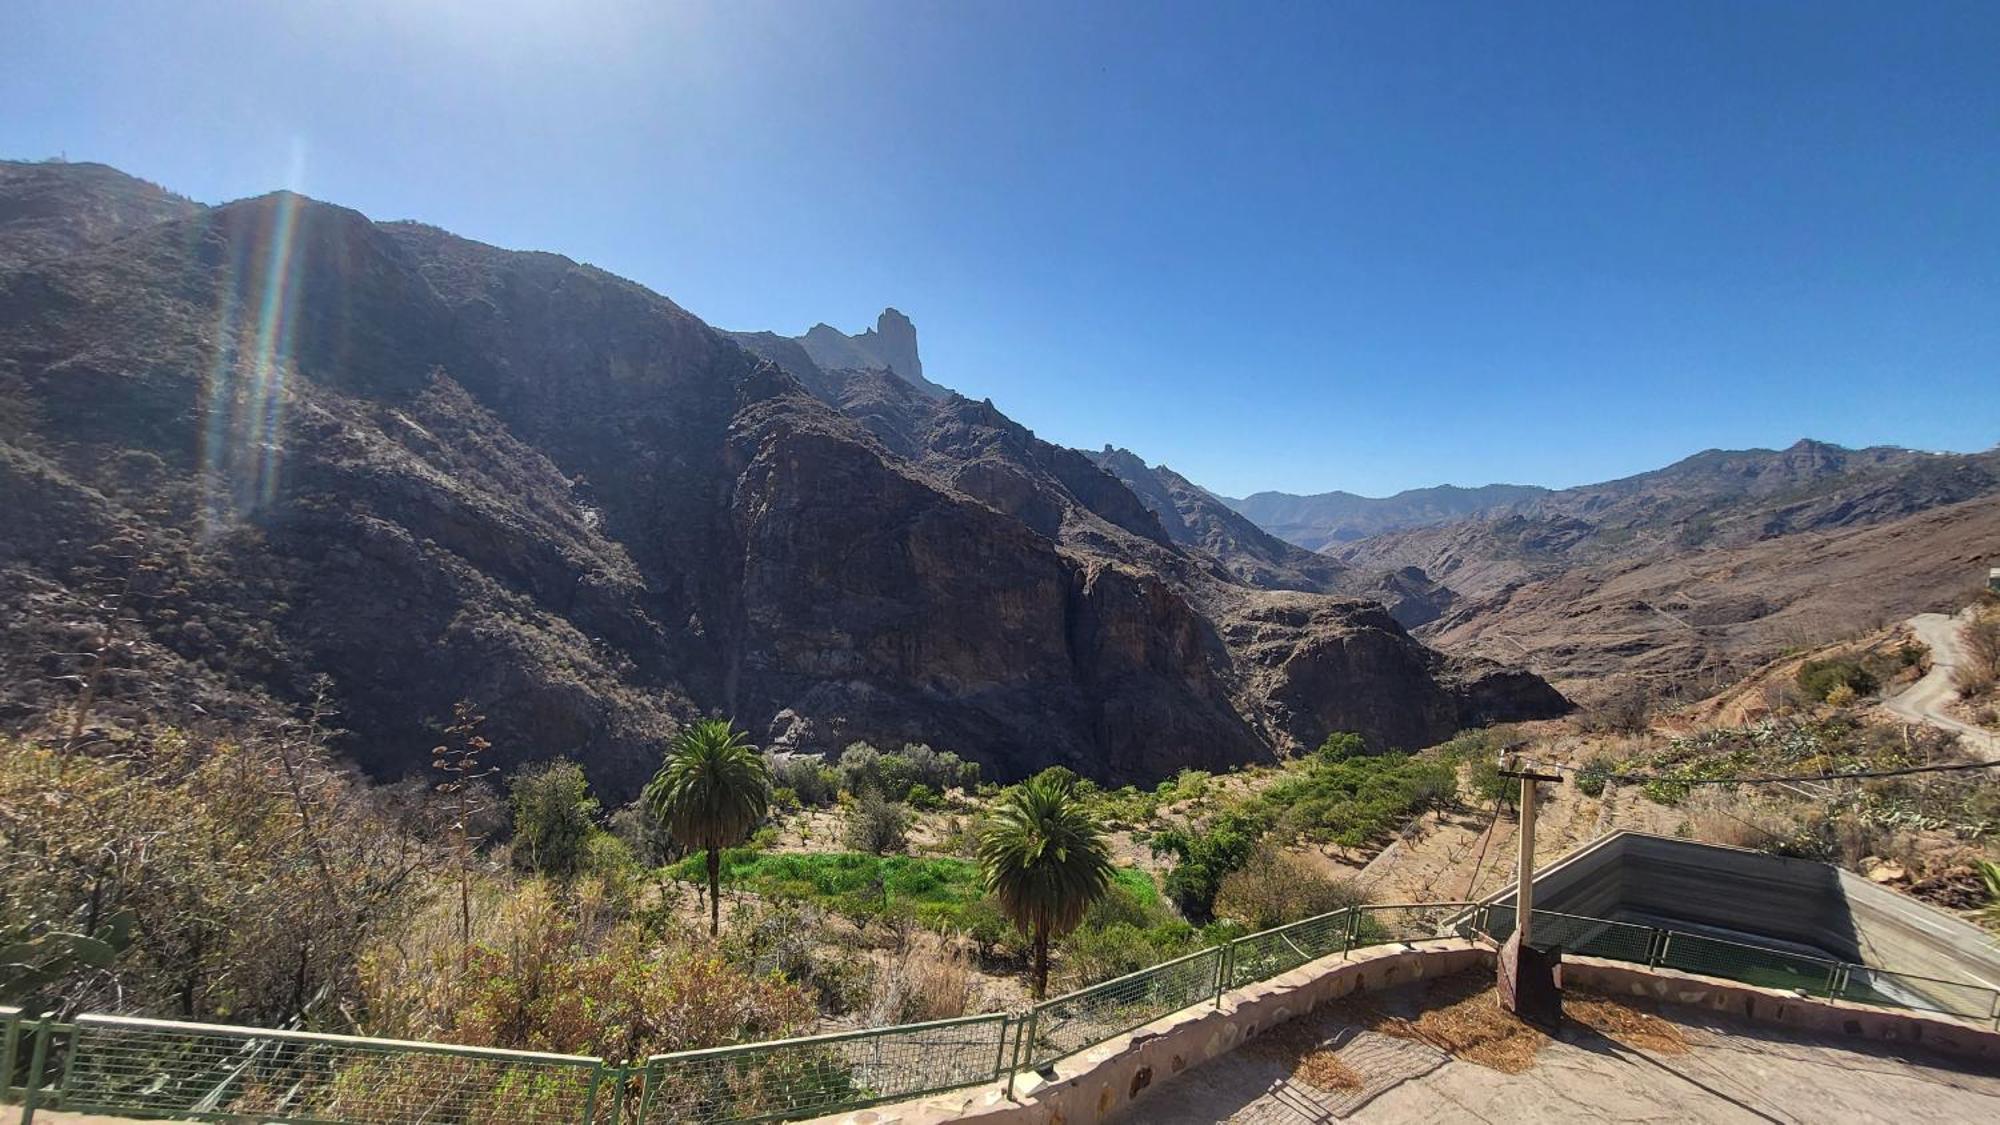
<box><xmin>1883</xmin><ymin>611</ymin><xmax>1998</xmax><ymax>760</ymax></box>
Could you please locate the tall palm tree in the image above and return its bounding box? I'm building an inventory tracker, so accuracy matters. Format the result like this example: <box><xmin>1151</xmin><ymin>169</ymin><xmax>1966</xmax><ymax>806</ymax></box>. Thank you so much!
<box><xmin>644</xmin><ymin>719</ymin><xmax>770</xmax><ymax>936</ymax></box>
<box><xmin>978</xmin><ymin>774</ymin><xmax>1114</xmax><ymax>999</ymax></box>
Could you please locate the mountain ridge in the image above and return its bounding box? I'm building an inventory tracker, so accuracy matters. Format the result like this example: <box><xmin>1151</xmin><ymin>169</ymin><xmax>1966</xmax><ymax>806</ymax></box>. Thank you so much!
<box><xmin>0</xmin><ymin>159</ymin><xmax>1567</xmax><ymax>794</ymax></box>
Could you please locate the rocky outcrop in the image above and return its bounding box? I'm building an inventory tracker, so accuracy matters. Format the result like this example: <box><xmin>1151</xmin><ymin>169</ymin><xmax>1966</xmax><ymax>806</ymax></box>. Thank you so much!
<box><xmin>0</xmin><ymin>160</ymin><xmax>1568</xmax><ymax>793</ymax></box>
<box><xmin>786</xmin><ymin>308</ymin><xmax>952</xmax><ymax>400</ymax></box>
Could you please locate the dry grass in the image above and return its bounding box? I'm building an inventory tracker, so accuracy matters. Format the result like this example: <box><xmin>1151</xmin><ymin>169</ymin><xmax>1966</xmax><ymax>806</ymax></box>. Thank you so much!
<box><xmin>864</xmin><ymin>927</ymin><xmax>976</xmax><ymax>1024</ymax></box>
<box><xmin>1300</xmin><ymin>972</ymin><xmax>1689</xmax><ymax>1076</ymax></box>
<box><xmin>1245</xmin><ymin>1016</ymin><xmax>1364</xmax><ymax>1090</ymax></box>
<box><xmin>1319</xmin><ymin>971</ymin><xmax>1549</xmax><ymax>1074</ymax></box>
<box><xmin>1568</xmin><ymin>991</ymin><xmax>1689</xmax><ymax>1055</ymax></box>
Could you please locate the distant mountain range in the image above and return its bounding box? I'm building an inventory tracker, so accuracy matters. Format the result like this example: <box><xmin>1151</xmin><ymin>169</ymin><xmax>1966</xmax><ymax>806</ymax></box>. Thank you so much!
<box><xmin>1224</xmin><ymin>439</ymin><xmax>2000</xmax><ymax>698</ymax></box>
<box><xmin>1224</xmin><ymin>483</ymin><xmax>1551</xmax><ymax>551</ymax></box>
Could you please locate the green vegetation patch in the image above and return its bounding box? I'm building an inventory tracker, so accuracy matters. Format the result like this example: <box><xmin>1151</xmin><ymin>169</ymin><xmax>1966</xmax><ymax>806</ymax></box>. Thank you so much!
<box><xmin>673</xmin><ymin>850</ymin><xmax>1162</xmax><ymax>938</ymax></box>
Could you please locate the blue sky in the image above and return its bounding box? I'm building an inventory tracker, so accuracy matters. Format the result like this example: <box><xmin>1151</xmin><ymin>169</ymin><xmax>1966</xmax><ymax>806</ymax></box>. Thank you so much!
<box><xmin>5</xmin><ymin>1</ymin><xmax>1997</xmax><ymax>497</ymax></box>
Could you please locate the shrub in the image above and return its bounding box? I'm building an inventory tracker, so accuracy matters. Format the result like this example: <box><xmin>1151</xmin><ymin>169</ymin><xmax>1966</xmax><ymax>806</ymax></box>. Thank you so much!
<box><xmin>1579</xmin><ymin>681</ymin><xmax>1651</xmax><ymax>733</ymax></box>
<box><xmin>365</xmin><ymin>883</ymin><xmax>815</xmax><ymax>1058</ymax></box>
<box><xmin>1954</xmin><ymin>663</ymin><xmax>1997</xmax><ymax>700</ymax></box>
<box><xmin>1262</xmin><ymin>753</ymin><xmax>1460</xmax><ymax>847</ymax></box>
<box><xmin>766</xmin><ymin>752</ymin><xmax>840</xmax><ymax>807</ymax></box>
<box><xmin>864</xmin><ymin>930</ymin><xmax>976</xmax><ymax>1024</ymax></box>
<box><xmin>845</xmin><ymin>791</ymin><xmax>909</xmax><ymax>854</ymax></box>
<box><xmin>1576</xmin><ymin>760</ymin><xmax>1611</xmax><ymax>798</ymax></box>
<box><xmin>609</xmin><ymin>799</ymin><xmax>679</xmax><ymax>866</ymax></box>
<box><xmin>1963</xmin><ymin>614</ymin><xmax>2000</xmax><ymax>684</ymax></box>
<box><xmin>906</xmin><ymin>783</ymin><xmax>942</xmax><ymax>811</ymax></box>
<box><xmin>1152</xmin><ymin>809</ymin><xmax>1266</xmax><ymax>923</ymax></box>
<box><xmin>1314</xmin><ymin>731</ymin><xmax>1366</xmax><ymax>762</ymax></box>
<box><xmin>837</xmin><ymin>742</ymin><xmax>979</xmax><ymax>800</ymax></box>
<box><xmin>1466</xmin><ymin>756</ymin><xmax>1516</xmax><ymax>810</ymax></box>
<box><xmin>0</xmin><ymin>729</ymin><xmax>425</xmax><ymax>1022</ymax></box>
<box><xmin>508</xmin><ymin>760</ymin><xmax>600</xmax><ymax>877</ymax></box>
<box><xmin>1212</xmin><ymin>847</ymin><xmax>1366</xmax><ymax>930</ymax></box>
<box><xmin>1796</xmin><ymin>658</ymin><xmax>1877</xmax><ymax>702</ymax></box>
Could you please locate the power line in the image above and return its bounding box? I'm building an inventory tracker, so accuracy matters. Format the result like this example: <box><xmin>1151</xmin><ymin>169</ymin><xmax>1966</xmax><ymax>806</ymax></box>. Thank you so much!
<box><xmin>1459</xmin><ymin>796</ymin><xmax>1504</xmax><ymax>902</ymax></box>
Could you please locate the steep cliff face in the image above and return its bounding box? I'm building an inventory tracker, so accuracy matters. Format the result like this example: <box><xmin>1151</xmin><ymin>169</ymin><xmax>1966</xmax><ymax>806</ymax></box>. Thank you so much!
<box><xmin>0</xmin><ymin>161</ymin><xmax>1567</xmax><ymax>792</ymax></box>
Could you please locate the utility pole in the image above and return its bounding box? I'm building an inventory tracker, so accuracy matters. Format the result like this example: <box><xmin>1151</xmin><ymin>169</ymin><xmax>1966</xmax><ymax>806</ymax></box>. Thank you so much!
<box><xmin>1496</xmin><ymin>755</ymin><xmax>1563</xmax><ymax>1027</ymax></box>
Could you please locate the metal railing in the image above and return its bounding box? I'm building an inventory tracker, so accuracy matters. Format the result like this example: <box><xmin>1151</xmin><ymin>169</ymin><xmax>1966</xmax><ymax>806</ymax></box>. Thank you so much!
<box><xmin>634</xmin><ymin>1011</ymin><xmax>1012</xmax><ymax>1124</ymax></box>
<box><xmin>1476</xmin><ymin>905</ymin><xmax>2000</xmax><ymax>1025</ymax></box>
<box><xmin>1019</xmin><ymin>945</ymin><xmax>1226</xmax><ymax>1070</ymax></box>
<box><xmin>9</xmin><ymin>899</ymin><xmax>1997</xmax><ymax>1124</ymax></box>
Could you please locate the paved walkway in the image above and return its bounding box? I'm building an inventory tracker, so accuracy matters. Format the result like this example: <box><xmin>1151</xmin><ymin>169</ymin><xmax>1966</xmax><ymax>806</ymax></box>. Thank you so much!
<box><xmin>1120</xmin><ymin>989</ymin><xmax>2000</xmax><ymax>1124</ymax></box>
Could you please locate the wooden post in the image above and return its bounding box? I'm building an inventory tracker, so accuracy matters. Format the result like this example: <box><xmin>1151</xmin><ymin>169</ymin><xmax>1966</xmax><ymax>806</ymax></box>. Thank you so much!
<box><xmin>1516</xmin><ymin>771</ymin><xmax>1538</xmax><ymax>948</ymax></box>
<box><xmin>1496</xmin><ymin>757</ymin><xmax>1564</xmax><ymax>1028</ymax></box>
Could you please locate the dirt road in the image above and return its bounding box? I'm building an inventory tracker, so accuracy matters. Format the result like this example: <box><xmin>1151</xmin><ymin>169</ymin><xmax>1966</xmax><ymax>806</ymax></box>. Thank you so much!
<box><xmin>1884</xmin><ymin>611</ymin><xmax>1998</xmax><ymax>760</ymax></box>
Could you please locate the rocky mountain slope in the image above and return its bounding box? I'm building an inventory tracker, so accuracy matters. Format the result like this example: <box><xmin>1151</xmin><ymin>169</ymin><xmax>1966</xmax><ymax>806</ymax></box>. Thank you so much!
<box><xmin>1334</xmin><ymin>440</ymin><xmax>2000</xmax><ymax>602</ymax></box>
<box><xmin>0</xmin><ymin>160</ymin><xmax>1565</xmax><ymax>794</ymax></box>
<box><xmin>1227</xmin><ymin>482</ymin><xmax>1548</xmax><ymax>551</ymax></box>
<box><xmin>1083</xmin><ymin>447</ymin><xmax>1456</xmax><ymax>628</ymax></box>
<box><xmin>1421</xmin><ymin>489</ymin><xmax>2000</xmax><ymax>699</ymax></box>
<box><xmin>1274</xmin><ymin>440</ymin><xmax>2000</xmax><ymax>698</ymax></box>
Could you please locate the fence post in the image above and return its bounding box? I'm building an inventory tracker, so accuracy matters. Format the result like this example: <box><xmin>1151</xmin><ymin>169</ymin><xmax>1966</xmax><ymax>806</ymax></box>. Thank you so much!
<box><xmin>20</xmin><ymin>1015</ymin><xmax>51</xmax><ymax>1125</ymax></box>
<box><xmin>1343</xmin><ymin>908</ymin><xmax>1360</xmax><ymax>954</ymax></box>
<box><xmin>2</xmin><ymin>1009</ymin><xmax>19</xmax><ymax>1103</ymax></box>
<box><xmin>1648</xmin><ymin>930</ymin><xmax>1670</xmax><ymax>969</ymax></box>
<box><xmin>1006</xmin><ymin>1007</ymin><xmax>1039</xmax><ymax>1100</ymax></box>
<box><xmin>579</xmin><ymin>1061</ymin><xmax>607</xmax><ymax>1124</ymax></box>
<box><xmin>992</xmin><ymin>1016</ymin><xmax>1013</xmax><ymax>1082</ymax></box>
<box><xmin>634</xmin><ymin>1059</ymin><xmax>659</xmax><ymax>1124</ymax></box>
<box><xmin>1215</xmin><ymin>942</ymin><xmax>1233</xmax><ymax>1006</ymax></box>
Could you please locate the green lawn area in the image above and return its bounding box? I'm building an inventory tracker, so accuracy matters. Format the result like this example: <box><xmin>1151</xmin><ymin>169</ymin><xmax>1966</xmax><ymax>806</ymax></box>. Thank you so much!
<box><xmin>667</xmin><ymin>849</ymin><xmax>1158</xmax><ymax>933</ymax></box>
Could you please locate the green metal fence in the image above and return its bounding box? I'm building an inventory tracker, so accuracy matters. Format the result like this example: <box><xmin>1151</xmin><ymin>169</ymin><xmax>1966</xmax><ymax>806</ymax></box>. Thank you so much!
<box><xmin>1471</xmin><ymin>904</ymin><xmax>2000</xmax><ymax>1025</ymax></box>
<box><xmin>635</xmin><ymin>1012</ymin><xmax>1013</xmax><ymax>1124</ymax></box>
<box><xmin>1020</xmin><ymin>945</ymin><xmax>1226</xmax><ymax>1070</ymax></box>
<box><xmin>1837</xmin><ymin>965</ymin><xmax>2000</xmax><ymax>1024</ymax></box>
<box><xmin>10</xmin><ymin>899</ymin><xmax>1999</xmax><ymax>1125</ymax></box>
<box><xmin>62</xmin><ymin>1014</ymin><xmax>610</xmax><ymax>1124</ymax></box>
<box><xmin>1225</xmin><ymin>907</ymin><xmax>1354</xmax><ymax>987</ymax></box>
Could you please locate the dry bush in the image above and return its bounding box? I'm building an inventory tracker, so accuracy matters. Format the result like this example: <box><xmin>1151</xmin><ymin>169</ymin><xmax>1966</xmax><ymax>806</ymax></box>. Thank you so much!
<box><xmin>1963</xmin><ymin>614</ymin><xmax>2000</xmax><ymax>680</ymax></box>
<box><xmin>1213</xmin><ymin>846</ymin><xmax>1366</xmax><ymax>930</ymax></box>
<box><xmin>864</xmin><ymin>927</ymin><xmax>976</xmax><ymax>1025</ymax></box>
<box><xmin>1244</xmin><ymin>1016</ymin><xmax>1363</xmax><ymax>1090</ymax></box>
<box><xmin>361</xmin><ymin>879</ymin><xmax>815</xmax><ymax>1060</ymax></box>
<box><xmin>1682</xmin><ymin>793</ymin><xmax>1798</xmax><ymax>852</ymax></box>
<box><xmin>1578</xmin><ymin>681</ymin><xmax>1652</xmax><ymax>734</ymax></box>
<box><xmin>0</xmin><ymin>727</ymin><xmax>432</xmax><ymax>1021</ymax></box>
<box><xmin>1321</xmin><ymin>971</ymin><xmax>1546</xmax><ymax>1074</ymax></box>
<box><xmin>1954</xmin><ymin>663</ymin><xmax>1997</xmax><ymax>700</ymax></box>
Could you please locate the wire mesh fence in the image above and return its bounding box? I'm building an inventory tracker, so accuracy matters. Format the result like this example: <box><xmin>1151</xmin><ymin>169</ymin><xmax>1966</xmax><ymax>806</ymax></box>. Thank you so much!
<box><xmin>1654</xmin><ymin>931</ymin><xmax>1842</xmax><ymax>996</ymax></box>
<box><xmin>1225</xmin><ymin>907</ymin><xmax>1353</xmax><ymax>987</ymax></box>
<box><xmin>1838</xmin><ymin>966</ymin><xmax>2000</xmax><ymax>1024</ymax></box>
<box><xmin>1350</xmin><ymin>902</ymin><xmax>1466</xmax><ymax>946</ymax></box>
<box><xmin>634</xmin><ymin>1012</ymin><xmax>1011</xmax><ymax>1125</ymax></box>
<box><xmin>11</xmin><ymin>899</ymin><xmax>2000</xmax><ymax>1124</ymax></box>
<box><xmin>1023</xmin><ymin>946</ymin><xmax>1224</xmax><ymax>1069</ymax></box>
<box><xmin>61</xmin><ymin>1014</ymin><xmax>609</xmax><ymax>1125</ymax></box>
<box><xmin>1480</xmin><ymin>906</ymin><xmax>1657</xmax><ymax>964</ymax></box>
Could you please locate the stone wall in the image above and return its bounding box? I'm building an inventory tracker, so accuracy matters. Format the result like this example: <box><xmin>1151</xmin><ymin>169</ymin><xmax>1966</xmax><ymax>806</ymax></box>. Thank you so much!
<box><xmin>807</xmin><ymin>938</ymin><xmax>2000</xmax><ymax>1125</ymax></box>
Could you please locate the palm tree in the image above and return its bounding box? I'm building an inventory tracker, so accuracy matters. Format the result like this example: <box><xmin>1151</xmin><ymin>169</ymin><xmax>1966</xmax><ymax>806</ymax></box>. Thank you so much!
<box><xmin>643</xmin><ymin>719</ymin><xmax>770</xmax><ymax>936</ymax></box>
<box><xmin>978</xmin><ymin>773</ymin><xmax>1115</xmax><ymax>999</ymax></box>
